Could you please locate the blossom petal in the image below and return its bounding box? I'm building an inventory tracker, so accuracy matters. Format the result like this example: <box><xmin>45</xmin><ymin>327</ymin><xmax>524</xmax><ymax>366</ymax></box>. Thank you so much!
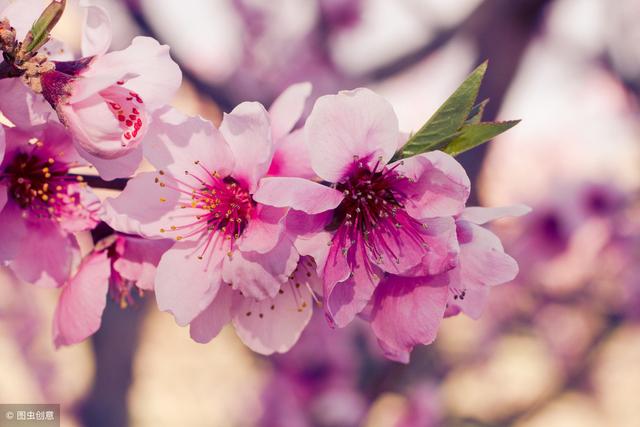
<box><xmin>0</xmin><ymin>79</ymin><xmax>53</xmax><ymax>128</ymax></box>
<box><xmin>393</xmin><ymin>151</ymin><xmax>470</xmax><ymax>219</ymax></box>
<box><xmin>222</xmin><ymin>237</ymin><xmax>298</xmax><ymax>300</ymax></box>
<box><xmin>305</xmin><ymin>88</ymin><xmax>399</xmax><ymax>182</ymax></box>
<box><xmin>237</xmin><ymin>205</ymin><xmax>286</xmax><ymax>254</ymax></box>
<box><xmin>0</xmin><ymin>184</ymin><xmax>6</xmax><ymax>212</ymax></box>
<box><xmin>269</xmin><ymin>82</ymin><xmax>312</xmax><ymax>141</ymax></box>
<box><xmin>231</xmin><ymin>274</ymin><xmax>313</xmax><ymax>355</ymax></box>
<box><xmin>81</xmin><ymin>1</ymin><xmax>112</xmax><ymax>57</ymax></box>
<box><xmin>253</xmin><ymin>177</ymin><xmax>344</xmax><ymax>214</ymax></box>
<box><xmin>52</xmin><ymin>251</ymin><xmax>110</xmax><ymax>348</ymax></box>
<box><xmin>155</xmin><ymin>241</ymin><xmax>224</xmax><ymax>326</ymax></box>
<box><xmin>10</xmin><ymin>222</ymin><xmax>78</xmax><ymax>288</ymax></box>
<box><xmin>370</xmin><ymin>274</ymin><xmax>449</xmax><ymax>363</ymax></box>
<box><xmin>113</xmin><ymin>237</ymin><xmax>173</xmax><ymax>291</ymax></box>
<box><xmin>143</xmin><ymin>107</ymin><xmax>235</xmax><ymax>179</ymax></box>
<box><xmin>77</xmin><ymin>145</ymin><xmax>142</xmax><ymax>180</ymax></box>
<box><xmin>76</xmin><ymin>37</ymin><xmax>181</xmax><ymax>108</ymax></box>
<box><xmin>325</xmin><ymin>241</ymin><xmax>381</xmax><ymax>327</ymax></box>
<box><xmin>0</xmin><ymin>202</ymin><xmax>27</xmax><ymax>261</ymax></box>
<box><xmin>267</xmin><ymin>129</ymin><xmax>316</xmax><ymax>179</ymax></box>
<box><xmin>220</xmin><ymin>102</ymin><xmax>273</xmax><ymax>192</ymax></box>
<box><xmin>189</xmin><ymin>284</ymin><xmax>234</xmax><ymax>343</ymax></box>
<box><xmin>101</xmin><ymin>171</ymin><xmax>201</xmax><ymax>239</ymax></box>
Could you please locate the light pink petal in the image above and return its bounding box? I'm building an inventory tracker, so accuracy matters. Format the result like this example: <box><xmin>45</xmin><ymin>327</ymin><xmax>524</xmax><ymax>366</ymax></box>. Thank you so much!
<box><xmin>459</xmin><ymin>204</ymin><xmax>531</xmax><ymax>225</ymax></box>
<box><xmin>231</xmin><ymin>275</ymin><xmax>313</xmax><ymax>355</ymax></box>
<box><xmin>77</xmin><ymin>145</ymin><xmax>143</xmax><ymax>180</ymax></box>
<box><xmin>253</xmin><ymin>177</ymin><xmax>344</xmax><ymax>214</ymax></box>
<box><xmin>457</xmin><ymin>221</ymin><xmax>519</xmax><ymax>288</ymax></box>
<box><xmin>0</xmin><ymin>201</ymin><xmax>27</xmax><ymax>261</ymax></box>
<box><xmin>0</xmin><ymin>79</ymin><xmax>53</xmax><ymax>128</ymax></box>
<box><xmin>305</xmin><ymin>88</ymin><xmax>399</xmax><ymax>182</ymax></box>
<box><xmin>220</xmin><ymin>101</ymin><xmax>273</xmax><ymax>192</ymax></box>
<box><xmin>101</xmin><ymin>171</ymin><xmax>200</xmax><ymax>239</ymax></box>
<box><xmin>370</xmin><ymin>274</ymin><xmax>449</xmax><ymax>363</ymax></box>
<box><xmin>446</xmin><ymin>280</ymin><xmax>490</xmax><ymax>320</ymax></box>
<box><xmin>81</xmin><ymin>1</ymin><xmax>112</xmax><ymax>57</ymax></box>
<box><xmin>113</xmin><ymin>237</ymin><xmax>173</xmax><ymax>291</ymax></box>
<box><xmin>143</xmin><ymin>107</ymin><xmax>235</xmax><ymax>179</ymax></box>
<box><xmin>269</xmin><ymin>82</ymin><xmax>312</xmax><ymax>141</ymax></box>
<box><xmin>155</xmin><ymin>241</ymin><xmax>224</xmax><ymax>326</ymax></box>
<box><xmin>10</xmin><ymin>222</ymin><xmax>78</xmax><ymax>288</ymax></box>
<box><xmin>267</xmin><ymin>129</ymin><xmax>316</xmax><ymax>179</ymax></box>
<box><xmin>222</xmin><ymin>237</ymin><xmax>298</xmax><ymax>300</ymax></box>
<box><xmin>393</xmin><ymin>151</ymin><xmax>470</xmax><ymax>219</ymax></box>
<box><xmin>189</xmin><ymin>284</ymin><xmax>234</xmax><ymax>343</ymax></box>
<box><xmin>76</xmin><ymin>37</ymin><xmax>181</xmax><ymax>108</ymax></box>
<box><xmin>52</xmin><ymin>251</ymin><xmax>110</xmax><ymax>348</ymax></box>
<box><xmin>237</xmin><ymin>205</ymin><xmax>286</xmax><ymax>254</ymax></box>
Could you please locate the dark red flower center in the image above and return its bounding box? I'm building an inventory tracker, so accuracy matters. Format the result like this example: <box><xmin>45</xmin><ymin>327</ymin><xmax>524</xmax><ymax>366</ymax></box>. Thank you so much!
<box><xmin>1</xmin><ymin>142</ymin><xmax>81</xmax><ymax>221</ymax></box>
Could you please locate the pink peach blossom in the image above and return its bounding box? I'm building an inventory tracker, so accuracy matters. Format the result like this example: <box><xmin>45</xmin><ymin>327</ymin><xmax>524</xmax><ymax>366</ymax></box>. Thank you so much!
<box><xmin>39</xmin><ymin>3</ymin><xmax>181</xmax><ymax>179</ymax></box>
<box><xmin>253</xmin><ymin>88</ymin><xmax>468</xmax><ymax>327</ymax></box>
<box><xmin>102</xmin><ymin>105</ymin><xmax>306</xmax><ymax>332</ymax></box>
<box><xmin>0</xmin><ymin>120</ymin><xmax>99</xmax><ymax>287</ymax></box>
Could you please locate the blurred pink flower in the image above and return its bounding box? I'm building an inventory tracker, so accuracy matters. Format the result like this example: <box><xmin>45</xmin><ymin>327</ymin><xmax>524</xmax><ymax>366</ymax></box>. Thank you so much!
<box><xmin>52</xmin><ymin>234</ymin><xmax>171</xmax><ymax>348</ymax></box>
<box><xmin>0</xmin><ymin>121</ymin><xmax>99</xmax><ymax>287</ymax></box>
<box><xmin>40</xmin><ymin>4</ymin><xmax>181</xmax><ymax>179</ymax></box>
<box><xmin>254</xmin><ymin>88</ymin><xmax>467</xmax><ymax>327</ymax></box>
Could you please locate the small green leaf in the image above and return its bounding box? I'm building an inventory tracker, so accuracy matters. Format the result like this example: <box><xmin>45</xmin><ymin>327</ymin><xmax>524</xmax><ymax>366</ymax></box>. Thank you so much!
<box><xmin>396</xmin><ymin>61</ymin><xmax>487</xmax><ymax>158</ymax></box>
<box><xmin>24</xmin><ymin>0</ymin><xmax>66</xmax><ymax>53</ymax></box>
<box><xmin>442</xmin><ymin>120</ymin><xmax>520</xmax><ymax>157</ymax></box>
<box><xmin>465</xmin><ymin>98</ymin><xmax>489</xmax><ymax>125</ymax></box>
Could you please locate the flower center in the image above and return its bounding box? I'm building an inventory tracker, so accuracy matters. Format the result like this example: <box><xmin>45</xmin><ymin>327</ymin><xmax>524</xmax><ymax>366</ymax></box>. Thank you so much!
<box><xmin>157</xmin><ymin>165</ymin><xmax>254</xmax><ymax>259</ymax></box>
<box><xmin>328</xmin><ymin>158</ymin><xmax>427</xmax><ymax>268</ymax></box>
<box><xmin>1</xmin><ymin>142</ymin><xmax>82</xmax><ymax>221</ymax></box>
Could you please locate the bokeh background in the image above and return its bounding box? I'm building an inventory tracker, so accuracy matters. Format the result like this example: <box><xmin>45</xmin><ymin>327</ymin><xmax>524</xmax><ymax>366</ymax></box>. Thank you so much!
<box><xmin>1</xmin><ymin>0</ymin><xmax>640</xmax><ymax>426</ymax></box>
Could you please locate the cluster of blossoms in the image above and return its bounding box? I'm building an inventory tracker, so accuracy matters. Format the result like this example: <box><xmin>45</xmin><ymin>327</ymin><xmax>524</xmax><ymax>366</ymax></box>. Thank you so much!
<box><xmin>0</xmin><ymin>1</ymin><xmax>525</xmax><ymax>362</ymax></box>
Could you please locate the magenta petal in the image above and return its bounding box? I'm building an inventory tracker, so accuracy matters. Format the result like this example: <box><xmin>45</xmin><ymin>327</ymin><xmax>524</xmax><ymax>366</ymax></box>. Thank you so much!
<box><xmin>223</xmin><ymin>238</ymin><xmax>299</xmax><ymax>299</ymax></box>
<box><xmin>394</xmin><ymin>151</ymin><xmax>470</xmax><ymax>219</ymax></box>
<box><xmin>52</xmin><ymin>251</ymin><xmax>111</xmax><ymax>348</ymax></box>
<box><xmin>459</xmin><ymin>205</ymin><xmax>531</xmax><ymax>225</ymax></box>
<box><xmin>189</xmin><ymin>284</ymin><xmax>234</xmax><ymax>343</ymax></box>
<box><xmin>370</xmin><ymin>274</ymin><xmax>449</xmax><ymax>363</ymax></box>
<box><xmin>113</xmin><ymin>237</ymin><xmax>173</xmax><ymax>291</ymax></box>
<box><xmin>10</xmin><ymin>222</ymin><xmax>78</xmax><ymax>288</ymax></box>
<box><xmin>253</xmin><ymin>177</ymin><xmax>344</xmax><ymax>214</ymax></box>
<box><xmin>220</xmin><ymin>102</ymin><xmax>273</xmax><ymax>192</ymax></box>
<box><xmin>155</xmin><ymin>241</ymin><xmax>224</xmax><ymax>326</ymax></box>
<box><xmin>325</xmin><ymin>243</ymin><xmax>381</xmax><ymax>327</ymax></box>
<box><xmin>231</xmin><ymin>281</ymin><xmax>313</xmax><ymax>355</ymax></box>
<box><xmin>269</xmin><ymin>82</ymin><xmax>312</xmax><ymax>141</ymax></box>
<box><xmin>305</xmin><ymin>88</ymin><xmax>399</xmax><ymax>182</ymax></box>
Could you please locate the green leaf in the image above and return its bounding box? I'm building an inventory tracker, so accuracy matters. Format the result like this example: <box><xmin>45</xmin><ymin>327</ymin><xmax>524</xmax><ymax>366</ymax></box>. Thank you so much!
<box><xmin>24</xmin><ymin>0</ymin><xmax>66</xmax><ymax>53</ymax></box>
<box><xmin>465</xmin><ymin>98</ymin><xmax>489</xmax><ymax>125</ymax></box>
<box><xmin>442</xmin><ymin>120</ymin><xmax>520</xmax><ymax>157</ymax></box>
<box><xmin>396</xmin><ymin>61</ymin><xmax>487</xmax><ymax>158</ymax></box>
